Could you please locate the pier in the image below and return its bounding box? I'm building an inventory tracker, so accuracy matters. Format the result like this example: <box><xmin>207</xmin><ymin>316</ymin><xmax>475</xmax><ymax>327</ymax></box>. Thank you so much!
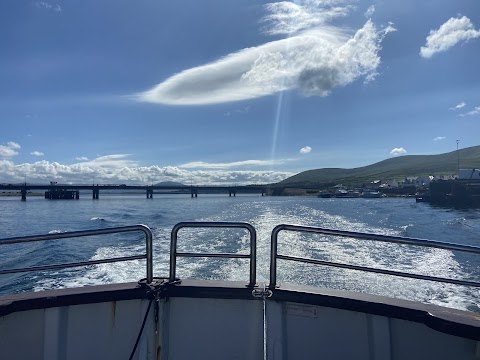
<box><xmin>0</xmin><ymin>183</ymin><xmax>268</xmax><ymax>201</ymax></box>
<box><xmin>428</xmin><ymin>179</ymin><xmax>480</xmax><ymax>207</ymax></box>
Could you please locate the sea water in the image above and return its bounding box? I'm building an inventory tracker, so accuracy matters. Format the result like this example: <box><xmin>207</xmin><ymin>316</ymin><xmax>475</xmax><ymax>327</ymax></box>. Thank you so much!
<box><xmin>0</xmin><ymin>194</ymin><xmax>479</xmax><ymax>312</ymax></box>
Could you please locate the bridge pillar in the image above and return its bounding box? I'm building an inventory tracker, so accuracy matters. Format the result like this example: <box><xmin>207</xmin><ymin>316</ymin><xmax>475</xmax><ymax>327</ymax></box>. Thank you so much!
<box><xmin>191</xmin><ymin>188</ymin><xmax>198</xmax><ymax>197</ymax></box>
<box><xmin>92</xmin><ymin>188</ymin><xmax>99</xmax><ymax>200</ymax></box>
<box><xmin>146</xmin><ymin>188</ymin><xmax>153</xmax><ymax>199</ymax></box>
<box><xmin>21</xmin><ymin>189</ymin><xmax>27</xmax><ymax>201</ymax></box>
<box><xmin>75</xmin><ymin>191</ymin><xmax>80</xmax><ymax>200</ymax></box>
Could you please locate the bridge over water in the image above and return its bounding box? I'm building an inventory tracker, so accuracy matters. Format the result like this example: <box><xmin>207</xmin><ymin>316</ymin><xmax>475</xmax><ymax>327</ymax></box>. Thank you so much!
<box><xmin>0</xmin><ymin>183</ymin><xmax>269</xmax><ymax>201</ymax></box>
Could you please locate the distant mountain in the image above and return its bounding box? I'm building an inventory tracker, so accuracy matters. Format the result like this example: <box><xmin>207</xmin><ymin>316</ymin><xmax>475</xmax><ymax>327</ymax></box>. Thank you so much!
<box><xmin>279</xmin><ymin>145</ymin><xmax>480</xmax><ymax>188</ymax></box>
<box><xmin>154</xmin><ymin>181</ymin><xmax>186</xmax><ymax>187</ymax></box>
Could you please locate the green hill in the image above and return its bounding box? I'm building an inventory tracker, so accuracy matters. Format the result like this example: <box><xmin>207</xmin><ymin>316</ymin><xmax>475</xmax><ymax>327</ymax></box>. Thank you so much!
<box><xmin>279</xmin><ymin>145</ymin><xmax>480</xmax><ymax>188</ymax></box>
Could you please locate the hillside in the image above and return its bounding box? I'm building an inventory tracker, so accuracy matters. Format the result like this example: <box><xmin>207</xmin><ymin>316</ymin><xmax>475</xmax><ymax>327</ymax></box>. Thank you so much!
<box><xmin>154</xmin><ymin>181</ymin><xmax>186</xmax><ymax>187</ymax></box>
<box><xmin>279</xmin><ymin>145</ymin><xmax>480</xmax><ymax>188</ymax></box>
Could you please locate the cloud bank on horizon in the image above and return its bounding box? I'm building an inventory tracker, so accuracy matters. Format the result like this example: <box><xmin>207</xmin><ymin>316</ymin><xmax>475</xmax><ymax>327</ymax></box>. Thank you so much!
<box><xmin>137</xmin><ymin>0</ymin><xmax>395</xmax><ymax>106</ymax></box>
<box><xmin>420</xmin><ymin>16</ymin><xmax>480</xmax><ymax>58</ymax></box>
<box><xmin>0</xmin><ymin>154</ymin><xmax>293</xmax><ymax>185</ymax></box>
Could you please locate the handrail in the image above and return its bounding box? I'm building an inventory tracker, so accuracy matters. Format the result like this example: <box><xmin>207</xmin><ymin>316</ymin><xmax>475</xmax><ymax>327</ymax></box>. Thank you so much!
<box><xmin>269</xmin><ymin>224</ymin><xmax>480</xmax><ymax>289</ymax></box>
<box><xmin>0</xmin><ymin>225</ymin><xmax>153</xmax><ymax>283</ymax></box>
<box><xmin>170</xmin><ymin>222</ymin><xmax>257</xmax><ymax>287</ymax></box>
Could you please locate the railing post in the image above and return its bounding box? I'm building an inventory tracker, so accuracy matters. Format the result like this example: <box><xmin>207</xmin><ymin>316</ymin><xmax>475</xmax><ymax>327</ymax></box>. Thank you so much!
<box><xmin>140</xmin><ymin>224</ymin><xmax>154</xmax><ymax>284</ymax></box>
<box><xmin>170</xmin><ymin>222</ymin><xmax>256</xmax><ymax>287</ymax></box>
<box><xmin>169</xmin><ymin>224</ymin><xmax>179</xmax><ymax>282</ymax></box>
<box><xmin>269</xmin><ymin>225</ymin><xmax>283</xmax><ymax>289</ymax></box>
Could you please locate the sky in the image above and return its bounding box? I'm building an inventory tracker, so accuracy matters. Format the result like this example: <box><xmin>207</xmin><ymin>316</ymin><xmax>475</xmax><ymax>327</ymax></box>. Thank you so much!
<box><xmin>1</xmin><ymin>0</ymin><xmax>479</xmax><ymax>185</ymax></box>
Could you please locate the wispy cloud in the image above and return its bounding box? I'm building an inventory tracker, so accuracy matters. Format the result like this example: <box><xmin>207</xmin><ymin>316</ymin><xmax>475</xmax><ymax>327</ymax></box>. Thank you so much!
<box><xmin>432</xmin><ymin>136</ymin><xmax>446</xmax><ymax>141</ymax></box>
<box><xmin>30</xmin><ymin>151</ymin><xmax>44</xmax><ymax>156</ymax></box>
<box><xmin>449</xmin><ymin>101</ymin><xmax>466</xmax><ymax>110</ymax></box>
<box><xmin>75</xmin><ymin>156</ymin><xmax>89</xmax><ymax>161</ymax></box>
<box><xmin>364</xmin><ymin>5</ymin><xmax>375</xmax><ymax>18</ymax></box>
<box><xmin>0</xmin><ymin>156</ymin><xmax>293</xmax><ymax>185</ymax></box>
<box><xmin>72</xmin><ymin>154</ymin><xmax>137</xmax><ymax>169</ymax></box>
<box><xmin>458</xmin><ymin>106</ymin><xmax>480</xmax><ymax>117</ymax></box>
<box><xmin>300</xmin><ymin>146</ymin><xmax>312</xmax><ymax>154</ymax></box>
<box><xmin>35</xmin><ymin>1</ymin><xmax>62</xmax><ymax>12</ymax></box>
<box><xmin>136</xmin><ymin>1</ymin><xmax>395</xmax><ymax>105</ymax></box>
<box><xmin>0</xmin><ymin>142</ymin><xmax>21</xmax><ymax>157</ymax></box>
<box><xmin>420</xmin><ymin>16</ymin><xmax>480</xmax><ymax>58</ymax></box>
<box><xmin>179</xmin><ymin>159</ymin><xmax>286</xmax><ymax>169</ymax></box>
<box><xmin>224</xmin><ymin>106</ymin><xmax>251</xmax><ymax>117</ymax></box>
<box><xmin>262</xmin><ymin>0</ymin><xmax>352</xmax><ymax>35</ymax></box>
<box><xmin>390</xmin><ymin>147</ymin><xmax>406</xmax><ymax>156</ymax></box>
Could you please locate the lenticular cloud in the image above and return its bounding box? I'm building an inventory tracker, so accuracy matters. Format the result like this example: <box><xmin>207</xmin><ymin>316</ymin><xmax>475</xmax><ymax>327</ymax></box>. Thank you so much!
<box><xmin>138</xmin><ymin>0</ymin><xmax>394</xmax><ymax>105</ymax></box>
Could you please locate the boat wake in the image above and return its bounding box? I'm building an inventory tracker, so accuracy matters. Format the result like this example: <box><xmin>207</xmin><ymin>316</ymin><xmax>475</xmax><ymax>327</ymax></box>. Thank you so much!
<box><xmin>32</xmin><ymin>200</ymin><xmax>479</xmax><ymax>312</ymax></box>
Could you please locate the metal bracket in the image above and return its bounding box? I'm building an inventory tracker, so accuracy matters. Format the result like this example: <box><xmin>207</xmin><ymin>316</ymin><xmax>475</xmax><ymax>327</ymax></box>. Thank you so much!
<box><xmin>252</xmin><ymin>287</ymin><xmax>272</xmax><ymax>299</ymax></box>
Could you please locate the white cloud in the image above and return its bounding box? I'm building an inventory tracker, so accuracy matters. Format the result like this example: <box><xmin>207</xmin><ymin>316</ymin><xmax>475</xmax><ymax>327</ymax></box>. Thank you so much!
<box><xmin>300</xmin><ymin>146</ymin><xmax>312</xmax><ymax>154</ymax></box>
<box><xmin>364</xmin><ymin>5</ymin><xmax>375</xmax><ymax>18</ymax></box>
<box><xmin>136</xmin><ymin>1</ymin><xmax>394</xmax><ymax>105</ymax></box>
<box><xmin>179</xmin><ymin>159</ymin><xmax>286</xmax><ymax>169</ymax></box>
<box><xmin>390</xmin><ymin>147</ymin><xmax>407</xmax><ymax>156</ymax></box>
<box><xmin>75</xmin><ymin>157</ymin><xmax>89</xmax><ymax>161</ymax></box>
<box><xmin>30</xmin><ymin>151</ymin><xmax>44</xmax><ymax>156</ymax></box>
<box><xmin>36</xmin><ymin>1</ymin><xmax>62</xmax><ymax>12</ymax></box>
<box><xmin>0</xmin><ymin>156</ymin><xmax>293</xmax><ymax>185</ymax></box>
<box><xmin>420</xmin><ymin>16</ymin><xmax>480</xmax><ymax>58</ymax></box>
<box><xmin>432</xmin><ymin>136</ymin><xmax>446</xmax><ymax>141</ymax></box>
<box><xmin>0</xmin><ymin>142</ymin><xmax>21</xmax><ymax>157</ymax></box>
<box><xmin>449</xmin><ymin>101</ymin><xmax>466</xmax><ymax>110</ymax></box>
<box><xmin>458</xmin><ymin>106</ymin><xmax>480</xmax><ymax>117</ymax></box>
<box><xmin>7</xmin><ymin>142</ymin><xmax>20</xmax><ymax>149</ymax></box>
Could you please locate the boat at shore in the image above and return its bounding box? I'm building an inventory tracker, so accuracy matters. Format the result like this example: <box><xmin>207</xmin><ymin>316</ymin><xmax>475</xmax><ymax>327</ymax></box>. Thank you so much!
<box><xmin>0</xmin><ymin>221</ymin><xmax>479</xmax><ymax>359</ymax></box>
<box><xmin>333</xmin><ymin>187</ymin><xmax>360</xmax><ymax>198</ymax></box>
<box><xmin>361</xmin><ymin>190</ymin><xmax>384</xmax><ymax>198</ymax></box>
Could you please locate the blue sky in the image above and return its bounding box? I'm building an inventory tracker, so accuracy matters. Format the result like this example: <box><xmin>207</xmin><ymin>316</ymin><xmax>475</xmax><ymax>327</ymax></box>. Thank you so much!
<box><xmin>1</xmin><ymin>0</ymin><xmax>479</xmax><ymax>185</ymax></box>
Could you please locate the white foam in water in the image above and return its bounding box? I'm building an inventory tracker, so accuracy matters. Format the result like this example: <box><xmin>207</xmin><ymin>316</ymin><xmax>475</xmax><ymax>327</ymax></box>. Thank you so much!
<box><xmin>34</xmin><ymin>226</ymin><xmax>172</xmax><ymax>292</ymax></box>
<box><xmin>48</xmin><ymin>229</ymin><xmax>65</xmax><ymax>234</ymax></box>
<box><xmin>34</xmin><ymin>200</ymin><xmax>479</xmax><ymax>312</ymax></box>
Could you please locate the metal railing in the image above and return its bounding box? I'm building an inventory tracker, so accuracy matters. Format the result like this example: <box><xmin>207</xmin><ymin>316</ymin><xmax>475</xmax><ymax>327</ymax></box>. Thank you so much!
<box><xmin>269</xmin><ymin>224</ymin><xmax>480</xmax><ymax>289</ymax></box>
<box><xmin>170</xmin><ymin>222</ymin><xmax>257</xmax><ymax>287</ymax></box>
<box><xmin>4</xmin><ymin>222</ymin><xmax>479</xmax><ymax>293</ymax></box>
<box><xmin>0</xmin><ymin>225</ymin><xmax>153</xmax><ymax>283</ymax></box>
